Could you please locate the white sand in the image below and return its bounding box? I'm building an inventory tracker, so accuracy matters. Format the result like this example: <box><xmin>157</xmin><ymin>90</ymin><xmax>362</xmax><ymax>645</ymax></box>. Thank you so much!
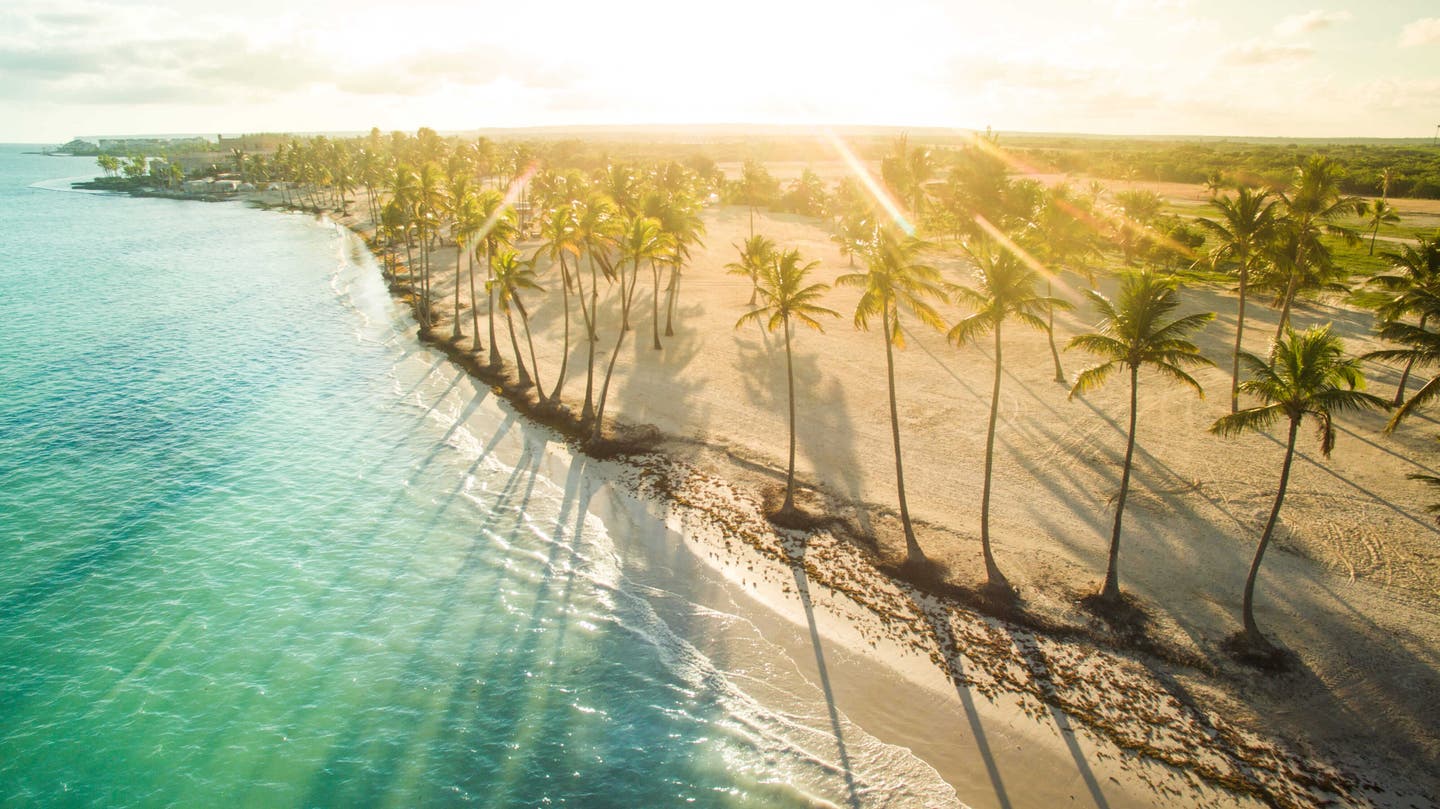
<box><xmin>319</xmin><ymin>183</ymin><xmax>1439</xmax><ymax>807</ymax></box>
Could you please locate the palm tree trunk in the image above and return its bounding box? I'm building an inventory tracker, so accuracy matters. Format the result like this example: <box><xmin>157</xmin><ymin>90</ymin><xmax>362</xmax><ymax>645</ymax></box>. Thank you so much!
<box><xmin>593</xmin><ymin>260</ymin><xmax>644</xmax><ymax>440</ymax></box>
<box><xmin>505</xmin><ymin>304</ymin><xmax>531</xmax><ymax>389</ymax></box>
<box><xmin>1231</xmin><ymin>266</ymin><xmax>1248</xmax><ymax>414</ymax></box>
<box><xmin>883</xmin><ymin>305</ymin><xmax>924</xmax><ymax>565</ymax></box>
<box><xmin>580</xmin><ymin>257</ymin><xmax>599</xmax><ymax>422</ymax></box>
<box><xmin>980</xmin><ymin>324</ymin><xmax>1007</xmax><ymax>587</ymax></box>
<box><xmin>419</xmin><ymin>231</ymin><xmax>431</xmax><ymax>328</ymax></box>
<box><xmin>451</xmin><ymin>240</ymin><xmax>463</xmax><ymax>340</ymax></box>
<box><xmin>1243</xmin><ymin>418</ymin><xmax>1299</xmax><ymax>647</ymax></box>
<box><xmin>468</xmin><ymin>247</ymin><xmax>483</xmax><ymax>353</ymax></box>
<box><xmin>516</xmin><ymin>297</ymin><xmax>545</xmax><ymax>402</ymax></box>
<box><xmin>1394</xmin><ymin>314</ymin><xmax>1426</xmax><ymax>405</ymax></box>
<box><xmin>1045</xmin><ymin>280</ymin><xmax>1066</xmax><ymax>383</ymax></box>
<box><xmin>664</xmin><ymin>264</ymin><xmax>679</xmax><ymax>337</ymax></box>
<box><xmin>1369</xmin><ymin>222</ymin><xmax>1379</xmax><ymax>256</ymax></box>
<box><xmin>1274</xmin><ymin>270</ymin><xmax>1299</xmax><ymax>341</ymax></box>
<box><xmin>548</xmin><ymin>255</ymin><xmax>572</xmax><ymax>403</ymax></box>
<box><xmin>1103</xmin><ymin>365</ymin><xmax>1140</xmax><ymax>602</ymax></box>
<box><xmin>487</xmin><ymin>242</ymin><xmax>501</xmax><ymax>368</ymax></box>
<box><xmin>651</xmin><ymin>263</ymin><xmax>663</xmax><ymax>350</ymax></box>
<box><xmin>781</xmin><ymin>318</ymin><xmax>798</xmax><ymax>515</ymax></box>
<box><xmin>402</xmin><ymin>236</ymin><xmax>415</xmax><ymax>295</ymax></box>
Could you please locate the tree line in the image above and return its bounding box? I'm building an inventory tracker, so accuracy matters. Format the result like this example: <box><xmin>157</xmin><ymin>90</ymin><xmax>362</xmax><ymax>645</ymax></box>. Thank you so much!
<box><xmin>244</xmin><ymin>128</ymin><xmax>1440</xmax><ymax>661</ymax></box>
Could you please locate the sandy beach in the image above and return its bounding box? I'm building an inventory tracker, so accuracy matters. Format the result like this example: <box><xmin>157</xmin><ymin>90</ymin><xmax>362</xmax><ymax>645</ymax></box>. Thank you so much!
<box><xmin>288</xmin><ymin>180</ymin><xmax>1440</xmax><ymax>807</ymax></box>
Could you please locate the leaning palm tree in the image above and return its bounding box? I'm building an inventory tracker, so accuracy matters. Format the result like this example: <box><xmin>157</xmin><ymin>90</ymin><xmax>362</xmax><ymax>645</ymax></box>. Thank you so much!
<box><xmin>1196</xmin><ymin>187</ymin><xmax>1278</xmax><ymax>413</ymax></box>
<box><xmin>726</xmin><ymin>234</ymin><xmax>777</xmax><ymax>307</ymax></box>
<box><xmin>490</xmin><ymin>249</ymin><xmax>545</xmax><ymax>398</ymax></box>
<box><xmin>736</xmin><ymin>248</ymin><xmax>838</xmax><ymax>520</ymax></box>
<box><xmin>1210</xmin><ymin>326</ymin><xmax>1387</xmax><ymax>652</ymax></box>
<box><xmin>950</xmin><ymin>238</ymin><xmax>1069</xmax><ymax>592</ymax></box>
<box><xmin>1069</xmin><ymin>271</ymin><xmax>1215</xmax><ymax>604</ymax></box>
<box><xmin>836</xmin><ymin>226</ymin><xmax>948</xmax><ymax>566</ymax></box>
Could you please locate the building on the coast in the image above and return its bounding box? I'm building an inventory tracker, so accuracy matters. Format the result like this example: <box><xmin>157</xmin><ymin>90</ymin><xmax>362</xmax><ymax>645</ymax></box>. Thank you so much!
<box><xmin>216</xmin><ymin>133</ymin><xmax>287</xmax><ymax>155</ymax></box>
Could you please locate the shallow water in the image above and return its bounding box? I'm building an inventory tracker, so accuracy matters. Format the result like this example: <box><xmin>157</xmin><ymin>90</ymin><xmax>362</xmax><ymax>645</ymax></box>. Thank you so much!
<box><xmin>0</xmin><ymin>148</ymin><xmax>959</xmax><ymax>808</ymax></box>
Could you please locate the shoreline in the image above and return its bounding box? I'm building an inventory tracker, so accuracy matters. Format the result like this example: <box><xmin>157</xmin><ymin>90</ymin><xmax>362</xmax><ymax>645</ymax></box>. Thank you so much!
<box><xmin>99</xmin><ymin>181</ymin><xmax>1436</xmax><ymax>806</ymax></box>
<box><xmin>307</xmin><ymin>199</ymin><xmax>1421</xmax><ymax>807</ymax></box>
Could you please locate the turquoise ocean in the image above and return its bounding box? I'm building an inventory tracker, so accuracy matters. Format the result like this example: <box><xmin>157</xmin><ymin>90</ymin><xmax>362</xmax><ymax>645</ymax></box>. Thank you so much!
<box><xmin>0</xmin><ymin>147</ymin><xmax>958</xmax><ymax>808</ymax></box>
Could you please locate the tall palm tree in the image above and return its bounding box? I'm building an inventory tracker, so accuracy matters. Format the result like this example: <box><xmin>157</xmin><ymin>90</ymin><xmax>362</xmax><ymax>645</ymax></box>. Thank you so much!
<box><xmin>726</xmin><ymin>234</ymin><xmax>777</xmax><ymax>307</ymax></box>
<box><xmin>1270</xmin><ymin>155</ymin><xmax>1363</xmax><ymax>338</ymax></box>
<box><xmin>1025</xmin><ymin>183</ymin><xmax>1098</xmax><ymax>383</ymax></box>
<box><xmin>537</xmin><ymin>203</ymin><xmax>581</xmax><ymax>404</ymax></box>
<box><xmin>1069</xmin><ymin>272</ymin><xmax>1215</xmax><ymax>603</ymax></box>
<box><xmin>475</xmin><ymin>188</ymin><xmax>518</xmax><ymax>365</ymax></box>
<box><xmin>949</xmin><ymin>238</ymin><xmax>1068</xmax><ymax>591</ymax></box>
<box><xmin>489</xmin><ymin>249</ymin><xmax>545</xmax><ymax>397</ymax></box>
<box><xmin>447</xmin><ymin>175</ymin><xmax>478</xmax><ymax>341</ymax></box>
<box><xmin>416</xmin><ymin>162</ymin><xmax>447</xmax><ymax>328</ymax></box>
<box><xmin>1210</xmin><ymin>326</ymin><xmax>1386</xmax><ymax>651</ymax></box>
<box><xmin>1359</xmin><ymin>235</ymin><xmax>1440</xmax><ymax>405</ymax></box>
<box><xmin>1196</xmin><ymin>187</ymin><xmax>1279</xmax><ymax>413</ymax></box>
<box><xmin>836</xmin><ymin>226</ymin><xmax>948</xmax><ymax>565</ymax></box>
<box><xmin>660</xmin><ymin>195</ymin><xmax>705</xmax><ymax>337</ymax></box>
<box><xmin>738</xmin><ymin>160</ymin><xmax>776</xmax><ymax>239</ymax></box>
<box><xmin>735</xmin><ymin>248</ymin><xmax>838</xmax><ymax>519</ymax></box>
<box><xmin>592</xmin><ymin>216</ymin><xmax>668</xmax><ymax>441</ymax></box>
<box><xmin>1362</xmin><ymin>199</ymin><xmax>1401</xmax><ymax>256</ymax></box>
<box><xmin>575</xmin><ymin>194</ymin><xmax>621</xmax><ymax>422</ymax></box>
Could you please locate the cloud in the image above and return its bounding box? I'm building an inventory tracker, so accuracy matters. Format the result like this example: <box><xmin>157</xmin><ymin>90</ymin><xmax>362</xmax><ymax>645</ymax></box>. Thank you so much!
<box><xmin>1399</xmin><ymin>17</ymin><xmax>1440</xmax><ymax>48</ymax></box>
<box><xmin>1222</xmin><ymin>41</ymin><xmax>1315</xmax><ymax>66</ymax></box>
<box><xmin>1274</xmin><ymin>9</ymin><xmax>1352</xmax><ymax>37</ymax></box>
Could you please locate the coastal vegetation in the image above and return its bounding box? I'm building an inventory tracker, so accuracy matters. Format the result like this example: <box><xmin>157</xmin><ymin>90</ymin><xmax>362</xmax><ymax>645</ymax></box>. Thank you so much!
<box><xmin>93</xmin><ymin>126</ymin><xmax>1440</xmax><ymax>663</ymax></box>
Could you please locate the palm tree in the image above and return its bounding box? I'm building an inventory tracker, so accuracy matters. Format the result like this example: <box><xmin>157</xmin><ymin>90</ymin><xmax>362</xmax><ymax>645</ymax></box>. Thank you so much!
<box><xmin>1025</xmin><ymin>183</ymin><xmax>1098</xmax><ymax>383</ymax></box>
<box><xmin>1203</xmin><ymin>171</ymin><xmax>1227</xmax><ymax>199</ymax></box>
<box><xmin>1069</xmin><ymin>272</ymin><xmax>1215</xmax><ymax>604</ymax></box>
<box><xmin>1196</xmin><ymin>187</ymin><xmax>1279</xmax><ymax>413</ymax></box>
<box><xmin>726</xmin><ymin>235</ymin><xmax>777</xmax><ymax>307</ymax></box>
<box><xmin>1359</xmin><ymin>235</ymin><xmax>1440</xmax><ymax>405</ymax></box>
<box><xmin>475</xmin><ymin>188</ymin><xmax>518</xmax><ymax>365</ymax></box>
<box><xmin>836</xmin><ymin>226</ymin><xmax>948</xmax><ymax>566</ymax></box>
<box><xmin>574</xmin><ymin>194</ymin><xmax>621</xmax><ymax>422</ymax></box>
<box><xmin>592</xmin><ymin>216</ymin><xmax>668</xmax><ymax>441</ymax></box>
<box><xmin>416</xmin><ymin>162</ymin><xmax>447</xmax><ymax>328</ymax></box>
<box><xmin>949</xmin><ymin>237</ymin><xmax>1069</xmax><ymax>591</ymax></box>
<box><xmin>642</xmin><ymin>191</ymin><xmax>705</xmax><ymax>341</ymax></box>
<box><xmin>489</xmin><ymin>249</ymin><xmax>545</xmax><ymax>397</ymax></box>
<box><xmin>737</xmin><ymin>160</ymin><xmax>777</xmax><ymax>239</ymax></box>
<box><xmin>1362</xmin><ymin>199</ymin><xmax>1401</xmax><ymax>256</ymax></box>
<box><xmin>537</xmin><ymin>203</ymin><xmax>581</xmax><ymax>403</ymax></box>
<box><xmin>1270</xmin><ymin>155</ymin><xmax>1363</xmax><ymax>338</ymax></box>
<box><xmin>1210</xmin><ymin>326</ymin><xmax>1387</xmax><ymax>651</ymax></box>
<box><xmin>447</xmin><ymin>175</ymin><xmax>478</xmax><ymax>342</ymax></box>
<box><xmin>736</xmin><ymin>248</ymin><xmax>838</xmax><ymax>520</ymax></box>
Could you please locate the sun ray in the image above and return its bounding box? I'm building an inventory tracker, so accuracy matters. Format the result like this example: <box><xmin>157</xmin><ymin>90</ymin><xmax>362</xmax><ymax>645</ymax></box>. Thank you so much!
<box><xmin>971</xmin><ymin>213</ymin><xmax>1083</xmax><ymax>301</ymax></box>
<box><xmin>822</xmin><ymin>128</ymin><xmax>915</xmax><ymax>236</ymax></box>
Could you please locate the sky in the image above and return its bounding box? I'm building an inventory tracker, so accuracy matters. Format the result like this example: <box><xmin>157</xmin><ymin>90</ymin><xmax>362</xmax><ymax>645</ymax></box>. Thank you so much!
<box><xmin>1</xmin><ymin>0</ymin><xmax>1438</xmax><ymax>142</ymax></box>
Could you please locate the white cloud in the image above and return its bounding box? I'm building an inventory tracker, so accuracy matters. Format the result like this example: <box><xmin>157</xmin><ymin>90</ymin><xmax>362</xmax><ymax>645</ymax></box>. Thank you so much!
<box><xmin>1399</xmin><ymin>18</ymin><xmax>1440</xmax><ymax>48</ymax></box>
<box><xmin>1222</xmin><ymin>41</ymin><xmax>1315</xmax><ymax>66</ymax></box>
<box><xmin>1274</xmin><ymin>9</ymin><xmax>1352</xmax><ymax>37</ymax></box>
